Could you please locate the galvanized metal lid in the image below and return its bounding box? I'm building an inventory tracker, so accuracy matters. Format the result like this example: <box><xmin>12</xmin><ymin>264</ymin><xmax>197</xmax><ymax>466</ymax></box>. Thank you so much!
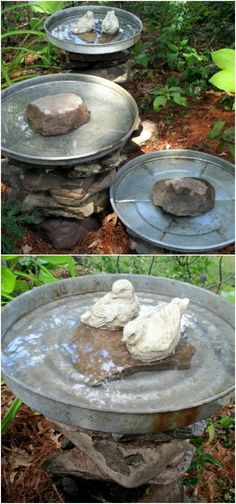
<box><xmin>45</xmin><ymin>6</ymin><xmax>143</xmax><ymax>55</ymax></box>
<box><xmin>1</xmin><ymin>74</ymin><xmax>139</xmax><ymax>166</ymax></box>
<box><xmin>110</xmin><ymin>150</ymin><xmax>235</xmax><ymax>252</ymax></box>
<box><xmin>2</xmin><ymin>275</ymin><xmax>234</xmax><ymax>433</ymax></box>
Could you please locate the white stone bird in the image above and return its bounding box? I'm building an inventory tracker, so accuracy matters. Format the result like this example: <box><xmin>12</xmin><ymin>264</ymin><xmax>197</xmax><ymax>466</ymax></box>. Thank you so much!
<box><xmin>101</xmin><ymin>10</ymin><xmax>119</xmax><ymax>35</ymax></box>
<box><xmin>80</xmin><ymin>279</ymin><xmax>140</xmax><ymax>330</ymax></box>
<box><xmin>122</xmin><ymin>298</ymin><xmax>189</xmax><ymax>361</ymax></box>
<box><xmin>73</xmin><ymin>11</ymin><xmax>95</xmax><ymax>34</ymax></box>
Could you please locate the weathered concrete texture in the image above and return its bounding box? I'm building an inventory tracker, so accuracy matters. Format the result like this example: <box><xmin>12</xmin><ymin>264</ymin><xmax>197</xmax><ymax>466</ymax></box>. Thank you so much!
<box><xmin>37</xmin><ymin>216</ymin><xmax>99</xmax><ymax>249</ymax></box>
<box><xmin>26</xmin><ymin>93</ymin><xmax>90</xmax><ymax>136</ymax></box>
<box><xmin>47</xmin><ymin>420</ymin><xmax>190</xmax><ymax>489</ymax></box>
<box><xmin>152</xmin><ymin>177</ymin><xmax>215</xmax><ymax>217</ymax></box>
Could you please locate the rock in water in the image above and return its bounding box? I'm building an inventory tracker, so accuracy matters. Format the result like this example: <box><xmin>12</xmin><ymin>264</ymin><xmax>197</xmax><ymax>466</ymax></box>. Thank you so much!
<box><xmin>122</xmin><ymin>298</ymin><xmax>189</xmax><ymax>362</ymax></box>
<box><xmin>26</xmin><ymin>93</ymin><xmax>90</xmax><ymax>136</ymax></box>
<box><xmin>152</xmin><ymin>177</ymin><xmax>215</xmax><ymax>216</ymax></box>
<box><xmin>101</xmin><ymin>11</ymin><xmax>119</xmax><ymax>35</ymax></box>
<box><xmin>80</xmin><ymin>279</ymin><xmax>140</xmax><ymax>330</ymax></box>
<box><xmin>73</xmin><ymin>11</ymin><xmax>95</xmax><ymax>34</ymax></box>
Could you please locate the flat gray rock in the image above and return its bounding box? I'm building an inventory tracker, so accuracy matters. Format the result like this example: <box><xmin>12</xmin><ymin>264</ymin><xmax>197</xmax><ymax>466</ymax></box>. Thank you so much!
<box><xmin>152</xmin><ymin>177</ymin><xmax>215</xmax><ymax>217</ymax></box>
<box><xmin>26</xmin><ymin>93</ymin><xmax>90</xmax><ymax>136</ymax></box>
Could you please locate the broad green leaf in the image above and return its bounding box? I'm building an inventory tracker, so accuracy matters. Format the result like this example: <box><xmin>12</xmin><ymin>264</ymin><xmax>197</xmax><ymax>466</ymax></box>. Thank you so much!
<box><xmin>172</xmin><ymin>93</ymin><xmax>188</xmax><ymax>107</ymax></box>
<box><xmin>166</xmin><ymin>42</ymin><xmax>178</xmax><ymax>52</ymax></box>
<box><xmin>221</xmin><ymin>127</ymin><xmax>235</xmax><ymax>143</ymax></box>
<box><xmin>209</xmin><ymin>68</ymin><xmax>235</xmax><ymax>93</ymax></box>
<box><xmin>218</xmin><ymin>415</ymin><xmax>234</xmax><ymax>428</ymax></box>
<box><xmin>220</xmin><ymin>289</ymin><xmax>235</xmax><ymax>303</ymax></box>
<box><xmin>208</xmin><ymin>120</ymin><xmax>225</xmax><ymax>139</ymax></box>
<box><xmin>211</xmin><ymin>48</ymin><xmax>235</xmax><ymax>70</ymax></box>
<box><xmin>135</xmin><ymin>51</ymin><xmax>149</xmax><ymax>68</ymax></box>
<box><xmin>153</xmin><ymin>95</ymin><xmax>167</xmax><ymax>112</ymax></box>
<box><xmin>2</xmin><ymin>256</ymin><xmax>20</xmax><ymax>261</ymax></box>
<box><xmin>226</xmin><ymin>143</ymin><xmax>235</xmax><ymax>157</ymax></box>
<box><xmin>38</xmin><ymin>268</ymin><xmax>57</xmax><ymax>284</ymax></box>
<box><xmin>14</xmin><ymin>280</ymin><xmax>31</xmax><ymax>294</ymax></box>
<box><xmin>38</xmin><ymin>256</ymin><xmax>72</xmax><ymax>266</ymax></box>
<box><xmin>30</xmin><ymin>1</ymin><xmax>65</xmax><ymax>14</ymax></box>
<box><xmin>1</xmin><ymin>267</ymin><xmax>16</xmax><ymax>296</ymax></box>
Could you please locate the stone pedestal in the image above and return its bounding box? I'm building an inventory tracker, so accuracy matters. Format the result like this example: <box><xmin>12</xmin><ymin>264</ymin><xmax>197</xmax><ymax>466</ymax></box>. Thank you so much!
<box><xmin>2</xmin><ymin>150</ymin><xmax>125</xmax><ymax>249</ymax></box>
<box><xmin>43</xmin><ymin>420</ymin><xmax>206</xmax><ymax>502</ymax></box>
<box><xmin>65</xmin><ymin>50</ymin><xmax>132</xmax><ymax>84</ymax></box>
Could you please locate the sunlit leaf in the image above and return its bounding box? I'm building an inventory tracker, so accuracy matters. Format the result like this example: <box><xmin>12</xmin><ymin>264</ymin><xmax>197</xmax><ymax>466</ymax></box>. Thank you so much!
<box><xmin>211</xmin><ymin>48</ymin><xmax>235</xmax><ymax>70</ymax></box>
<box><xmin>1</xmin><ymin>267</ymin><xmax>16</xmax><ymax>296</ymax></box>
<box><xmin>209</xmin><ymin>69</ymin><xmax>235</xmax><ymax>93</ymax></box>
<box><xmin>153</xmin><ymin>95</ymin><xmax>167</xmax><ymax>111</ymax></box>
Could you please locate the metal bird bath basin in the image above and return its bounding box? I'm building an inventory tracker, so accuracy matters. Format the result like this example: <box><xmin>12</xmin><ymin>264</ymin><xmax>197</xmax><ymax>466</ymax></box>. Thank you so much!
<box><xmin>1</xmin><ymin>74</ymin><xmax>139</xmax><ymax>166</ymax></box>
<box><xmin>110</xmin><ymin>150</ymin><xmax>235</xmax><ymax>252</ymax></box>
<box><xmin>2</xmin><ymin>275</ymin><xmax>234</xmax><ymax>434</ymax></box>
<box><xmin>44</xmin><ymin>5</ymin><xmax>143</xmax><ymax>55</ymax></box>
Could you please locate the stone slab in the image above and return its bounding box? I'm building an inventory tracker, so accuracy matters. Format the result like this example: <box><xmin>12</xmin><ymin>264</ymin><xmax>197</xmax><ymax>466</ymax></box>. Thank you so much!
<box><xmin>73</xmin><ymin>325</ymin><xmax>195</xmax><ymax>386</ymax></box>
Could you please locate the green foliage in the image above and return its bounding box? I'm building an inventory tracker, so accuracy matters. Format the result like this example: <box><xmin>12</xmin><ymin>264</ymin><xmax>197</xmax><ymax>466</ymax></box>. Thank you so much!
<box><xmin>1</xmin><ymin>255</ymin><xmax>77</xmax><ymax>303</ymax></box>
<box><xmin>208</xmin><ymin>120</ymin><xmax>235</xmax><ymax>158</ymax></box>
<box><xmin>29</xmin><ymin>1</ymin><xmax>65</xmax><ymax>14</ymax></box>
<box><xmin>1</xmin><ymin>396</ymin><xmax>23</xmax><ymax>436</ymax></box>
<box><xmin>1</xmin><ymin>0</ymin><xmax>65</xmax><ymax>87</ymax></box>
<box><xmin>152</xmin><ymin>79</ymin><xmax>188</xmax><ymax>112</ymax></box>
<box><xmin>184</xmin><ymin>411</ymin><xmax>234</xmax><ymax>493</ymax></box>
<box><xmin>209</xmin><ymin>49</ymin><xmax>235</xmax><ymax>93</ymax></box>
<box><xmin>1</xmin><ymin>203</ymin><xmax>39</xmax><ymax>254</ymax></box>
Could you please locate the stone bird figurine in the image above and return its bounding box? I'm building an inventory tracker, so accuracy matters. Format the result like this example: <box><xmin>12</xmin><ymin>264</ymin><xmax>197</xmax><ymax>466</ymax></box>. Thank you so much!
<box><xmin>122</xmin><ymin>297</ymin><xmax>189</xmax><ymax>361</ymax></box>
<box><xmin>80</xmin><ymin>279</ymin><xmax>140</xmax><ymax>330</ymax></box>
<box><xmin>73</xmin><ymin>11</ymin><xmax>95</xmax><ymax>34</ymax></box>
<box><xmin>101</xmin><ymin>11</ymin><xmax>119</xmax><ymax>35</ymax></box>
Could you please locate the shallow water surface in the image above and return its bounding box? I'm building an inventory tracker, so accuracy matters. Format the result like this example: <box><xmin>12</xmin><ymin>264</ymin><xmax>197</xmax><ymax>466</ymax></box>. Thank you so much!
<box><xmin>2</xmin><ymin>291</ymin><xmax>234</xmax><ymax>414</ymax></box>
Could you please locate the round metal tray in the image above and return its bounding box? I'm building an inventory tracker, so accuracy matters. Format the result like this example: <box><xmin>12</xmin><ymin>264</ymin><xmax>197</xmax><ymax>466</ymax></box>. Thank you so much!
<box><xmin>1</xmin><ymin>74</ymin><xmax>139</xmax><ymax>166</ymax></box>
<box><xmin>110</xmin><ymin>150</ymin><xmax>235</xmax><ymax>252</ymax></box>
<box><xmin>2</xmin><ymin>274</ymin><xmax>234</xmax><ymax>434</ymax></box>
<box><xmin>45</xmin><ymin>6</ymin><xmax>143</xmax><ymax>55</ymax></box>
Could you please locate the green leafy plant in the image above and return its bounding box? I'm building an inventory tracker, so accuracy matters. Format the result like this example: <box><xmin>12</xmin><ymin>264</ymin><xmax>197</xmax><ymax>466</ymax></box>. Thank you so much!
<box><xmin>1</xmin><ymin>1</ymin><xmax>65</xmax><ymax>88</ymax></box>
<box><xmin>1</xmin><ymin>255</ymin><xmax>77</xmax><ymax>303</ymax></box>
<box><xmin>152</xmin><ymin>81</ymin><xmax>188</xmax><ymax>112</ymax></box>
<box><xmin>208</xmin><ymin>120</ymin><xmax>235</xmax><ymax>157</ymax></box>
<box><xmin>209</xmin><ymin>48</ymin><xmax>235</xmax><ymax>93</ymax></box>
<box><xmin>1</xmin><ymin>203</ymin><xmax>40</xmax><ymax>254</ymax></box>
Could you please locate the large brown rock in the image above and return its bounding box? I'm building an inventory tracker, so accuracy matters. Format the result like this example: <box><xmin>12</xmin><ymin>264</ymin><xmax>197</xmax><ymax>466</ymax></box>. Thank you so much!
<box><xmin>152</xmin><ymin>177</ymin><xmax>215</xmax><ymax>217</ymax></box>
<box><xmin>26</xmin><ymin>93</ymin><xmax>90</xmax><ymax>136</ymax></box>
<box><xmin>37</xmin><ymin>217</ymin><xmax>99</xmax><ymax>249</ymax></box>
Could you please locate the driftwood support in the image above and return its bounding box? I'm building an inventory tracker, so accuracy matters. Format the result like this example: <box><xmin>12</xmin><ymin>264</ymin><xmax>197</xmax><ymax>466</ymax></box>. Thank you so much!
<box><xmin>43</xmin><ymin>420</ymin><xmax>206</xmax><ymax>502</ymax></box>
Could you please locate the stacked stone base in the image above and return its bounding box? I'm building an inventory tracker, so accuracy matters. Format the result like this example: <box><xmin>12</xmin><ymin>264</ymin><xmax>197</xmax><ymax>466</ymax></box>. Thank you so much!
<box><xmin>2</xmin><ymin>150</ymin><xmax>125</xmax><ymax>249</ymax></box>
<box><xmin>43</xmin><ymin>420</ymin><xmax>206</xmax><ymax>502</ymax></box>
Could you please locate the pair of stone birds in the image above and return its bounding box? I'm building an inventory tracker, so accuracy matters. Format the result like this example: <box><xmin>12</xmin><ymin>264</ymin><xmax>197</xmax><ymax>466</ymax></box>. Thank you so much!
<box><xmin>74</xmin><ymin>10</ymin><xmax>119</xmax><ymax>35</ymax></box>
<box><xmin>80</xmin><ymin>279</ymin><xmax>189</xmax><ymax>362</ymax></box>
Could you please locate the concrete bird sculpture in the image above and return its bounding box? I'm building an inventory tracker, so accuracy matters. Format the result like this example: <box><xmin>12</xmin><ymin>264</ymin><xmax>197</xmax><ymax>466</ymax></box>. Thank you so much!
<box><xmin>73</xmin><ymin>11</ymin><xmax>95</xmax><ymax>34</ymax></box>
<box><xmin>80</xmin><ymin>279</ymin><xmax>140</xmax><ymax>330</ymax></box>
<box><xmin>101</xmin><ymin>11</ymin><xmax>119</xmax><ymax>35</ymax></box>
<box><xmin>122</xmin><ymin>297</ymin><xmax>189</xmax><ymax>361</ymax></box>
